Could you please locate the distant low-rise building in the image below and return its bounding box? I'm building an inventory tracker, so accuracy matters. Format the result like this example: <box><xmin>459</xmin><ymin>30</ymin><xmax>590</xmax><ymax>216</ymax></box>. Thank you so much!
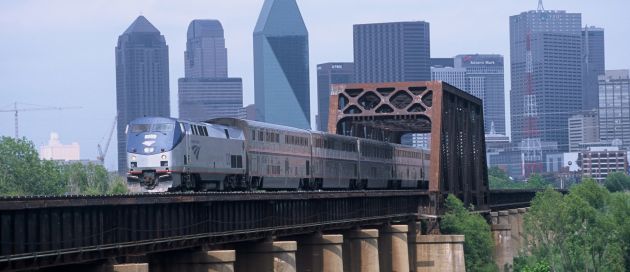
<box><xmin>580</xmin><ymin>146</ymin><xmax>628</xmax><ymax>183</ymax></box>
<box><xmin>39</xmin><ymin>132</ymin><xmax>80</xmax><ymax>161</ymax></box>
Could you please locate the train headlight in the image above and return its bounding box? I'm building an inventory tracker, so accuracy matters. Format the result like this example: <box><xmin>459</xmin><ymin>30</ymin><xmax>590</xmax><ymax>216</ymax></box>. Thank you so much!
<box><xmin>131</xmin><ymin>155</ymin><xmax>137</xmax><ymax>161</ymax></box>
<box><xmin>161</xmin><ymin>154</ymin><xmax>167</xmax><ymax>160</ymax></box>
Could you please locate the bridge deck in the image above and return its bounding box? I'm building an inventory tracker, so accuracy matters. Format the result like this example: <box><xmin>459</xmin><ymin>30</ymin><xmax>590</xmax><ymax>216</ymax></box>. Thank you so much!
<box><xmin>0</xmin><ymin>190</ymin><xmax>429</xmax><ymax>271</ymax></box>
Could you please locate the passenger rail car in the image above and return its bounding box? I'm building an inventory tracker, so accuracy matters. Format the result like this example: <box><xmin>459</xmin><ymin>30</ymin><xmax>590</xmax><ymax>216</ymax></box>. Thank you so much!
<box><xmin>126</xmin><ymin>117</ymin><xmax>430</xmax><ymax>192</ymax></box>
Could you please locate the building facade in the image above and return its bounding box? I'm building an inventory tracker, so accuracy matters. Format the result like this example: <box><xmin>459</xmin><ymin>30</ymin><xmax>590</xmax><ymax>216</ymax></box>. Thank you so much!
<box><xmin>354</xmin><ymin>21</ymin><xmax>431</xmax><ymax>83</ymax></box>
<box><xmin>598</xmin><ymin>70</ymin><xmax>630</xmax><ymax>148</ymax></box>
<box><xmin>582</xmin><ymin>26</ymin><xmax>605</xmax><ymax>111</ymax></box>
<box><xmin>316</xmin><ymin>62</ymin><xmax>354</xmax><ymax>131</ymax></box>
<box><xmin>455</xmin><ymin>54</ymin><xmax>506</xmax><ymax>135</ymax></box>
<box><xmin>39</xmin><ymin>132</ymin><xmax>80</xmax><ymax>161</ymax></box>
<box><xmin>580</xmin><ymin>146</ymin><xmax>628</xmax><ymax>183</ymax></box>
<box><xmin>568</xmin><ymin>110</ymin><xmax>599</xmax><ymax>152</ymax></box>
<box><xmin>179</xmin><ymin>20</ymin><xmax>243</xmax><ymax>122</ymax></box>
<box><xmin>510</xmin><ymin>10</ymin><xmax>583</xmax><ymax>176</ymax></box>
<box><xmin>253</xmin><ymin>0</ymin><xmax>310</xmax><ymax>129</ymax></box>
<box><xmin>430</xmin><ymin>67</ymin><xmax>466</xmax><ymax>90</ymax></box>
<box><xmin>115</xmin><ymin>16</ymin><xmax>170</xmax><ymax>175</ymax></box>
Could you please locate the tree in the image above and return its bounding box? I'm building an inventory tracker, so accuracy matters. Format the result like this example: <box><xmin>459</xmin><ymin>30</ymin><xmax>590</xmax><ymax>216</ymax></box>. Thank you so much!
<box><xmin>522</xmin><ymin>179</ymin><xmax>625</xmax><ymax>271</ymax></box>
<box><xmin>0</xmin><ymin>137</ymin><xmax>66</xmax><ymax>195</ymax></box>
<box><xmin>108</xmin><ymin>175</ymin><xmax>128</xmax><ymax>194</ymax></box>
<box><xmin>441</xmin><ymin>195</ymin><xmax>497</xmax><ymax>272</ymax></box>
<box><xmin>604</xmin><ymin>172</ymin><xmax>630</xmax><ymax>192</ymax></box>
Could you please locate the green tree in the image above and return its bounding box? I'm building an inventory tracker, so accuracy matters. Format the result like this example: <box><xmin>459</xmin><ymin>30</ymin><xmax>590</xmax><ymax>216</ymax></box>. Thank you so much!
<box><xmin>0</xmin><ymin>137</ymin><xmax>66</xmax><ymax>195</ymax></box>
<box><xmin>62</xmin><ymin>162</ymin><xmax>110</xmax><ymax>195</ymax></box>
<box><xmin>441</xmin><ymin>195</ymin><xmax>497</xmax><ymax>272</ymax></box>
<box><xmin>526</xmin><ymin>174</ymin><xmax>551</xmax><ymax>189</ymax></box>
<box><xmin>523</xmin><ymin>179</ymin><xmax>625</xmax><ymax>271</ymax></box>
<box><xmin>108</xmin><ymin>175</ymin><xmax>128</xmax><ymax>194</ymax></box>
<box><xmin>604</xmin><ymin>172</ymin><xmax>630</xmax><ymax>192</ymax></box>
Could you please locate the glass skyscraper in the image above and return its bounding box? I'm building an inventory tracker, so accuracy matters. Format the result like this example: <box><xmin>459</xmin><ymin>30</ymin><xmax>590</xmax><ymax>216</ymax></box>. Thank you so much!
<box><xmin>316</xmin><ymin>62</ymin><xmax>354</xmax><ymax>131</ymax></box>
<box><xmin>253</xmin><ymin>0</ymin><xmax>310</xmax><ymax>129</ymax></box>
<box><xmin>455</xmin><ymin>54</ymin><xmax>506</xmax><ymax>135</ymax></box>
<box><xmin>510</xmin><ymin>10</ymin><xmax>583</xmax><ymax>155</ymax></box>
<box><xmin>115</xmin><ymin>16</ymin><xmax>170</xmax><ymax>175</ymax></box>
<box><xmin>353</xmin><ymin>21</ymin><xmax>431</xmax><ymax>83</ymax></box>
<box><xmin>582</xmin><ymin>26</ymin><xmax>605</xmax><ymax>111</ymax></box>
<box><xmin>598</xmin><ymin>70</ymin><xmax>630</xmax><ymax>148</ymax></box>
<box><xmin>179</xmin><ymin>20</ymin><xmax>243</xmax><ymax>122</ymax></box>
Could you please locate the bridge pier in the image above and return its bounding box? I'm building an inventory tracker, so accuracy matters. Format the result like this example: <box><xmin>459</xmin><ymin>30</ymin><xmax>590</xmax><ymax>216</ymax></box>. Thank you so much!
<box><xmin>235</xmin><ymin>240</ymin><xmax>297</xmax><ymax>272</ymax></box>
<box><xmin>296</xmin><ymin>233</ymin><xmax>344</xmax><ymax>272</ymax></box>
<box><xmin>151</xmin><ymin>249</ymin><xmax>235</xmax><ymax>272</ymax></box>
<box><xmin>411</xmin><ymin>234</ymin><xmax>465</xmax><ymax>272</ymax></box>
<box><xmin>491</xmin><ymin>211</ymin><xmax>514</xmax><ymax>271</ymax></box>
<box><xmin>343</xmin><ymin>228</ymin><xmax>380</xmax><ymax>272</ymax></box>
<box><xmin>89</xmin><ymin>262</ymin><xmax>149</xmax><ymax>272</ymax></box>
<box><xmin>378</xmin><ymin>224</ymin><xmax>410</xmax><ymax>272</ymax></box>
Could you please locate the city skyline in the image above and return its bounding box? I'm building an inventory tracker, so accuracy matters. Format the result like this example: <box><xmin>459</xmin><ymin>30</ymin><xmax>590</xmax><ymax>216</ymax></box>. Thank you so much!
<box><xmin>1</xmin><ymin>0</ymin><xmax>628</xmax><ymax>170</ymax></box>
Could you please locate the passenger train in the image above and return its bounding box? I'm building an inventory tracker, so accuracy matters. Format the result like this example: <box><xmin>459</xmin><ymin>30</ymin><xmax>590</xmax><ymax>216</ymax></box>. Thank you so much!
<box><xmin>126</xmin><ymin>117</ymin><xmax>430</xmax><ymax>193</ymax></box>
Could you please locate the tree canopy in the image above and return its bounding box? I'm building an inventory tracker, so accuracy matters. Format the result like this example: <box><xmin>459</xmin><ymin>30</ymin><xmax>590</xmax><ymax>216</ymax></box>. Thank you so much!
<box><xmin>0</xmin><ymin>136</ymin><xmax>127</xmax><ymax>196</ymax></box>
<box><xmin>441</xmin><ymin>194</ymin><xmax>497</xmax><ymax>272</ymax></box>
<box><xmin>519</xmin><ymin>178</ymin><xmax>628</xmax><ymax>271</ymax></box>
<box><xmin>604</xmin><ymin>171</ymin><xmax>630</xmax><ymax>192</ymax></box>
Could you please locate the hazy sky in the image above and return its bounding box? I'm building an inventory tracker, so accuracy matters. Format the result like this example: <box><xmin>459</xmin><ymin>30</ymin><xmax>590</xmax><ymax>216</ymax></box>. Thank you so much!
<box><xmin>1</xmin><ymin>0</ymin><xmax>628</xmax><ymax>170</ymax></box>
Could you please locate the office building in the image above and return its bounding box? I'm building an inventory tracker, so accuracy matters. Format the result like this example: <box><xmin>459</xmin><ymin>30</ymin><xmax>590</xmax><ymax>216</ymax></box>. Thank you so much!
<box><xmin>39</xmin><ymin>132</ymin><xmax>80</xmax><ymax>161</ymax></box>
<box><xmin>430</xmin><ymin>67</ymin><xmax>466</xmax><ymax>90</ymax></box>
<box><xmin>456</xmin><ymin>54</ymin><xmax>506</xmax><ymax>135</ymax></box>
<box><xmin>581</xmin><ymin>146</ymin><xmax>628</xmax><ymax>183</ymax></box>
<box><xmin>598</xmin><ymin>70</ymin><xmax>630</xmax><ymax>148</ymax></box>
<box><xmin>582</xmin><ymin>26</ymin><xmax>605</xmax><ymax>111</ymax></box>
<box><xmin>115</xmin><ymin>16</ymin><xmax>170</xmax><ymax>174</ymax></box>
<box><xmin>510</xmin><ymin>9</ymin><xmax>583</xmax><ymax>176</ymax></box>
<box><xmin>430</xmin><ymin>58</ymin><xmax>454</xmax><ymax>68</ymax></box>
<box><xmin>253</xmin><ymin>0</ymin><xmax>310</xmax><ymax>129</ymax></box>
<box><xmin>568</xmin><ymin>110</ymin><xmax>599</xmax><ymax>152</ymax></box>
<box><xmin>179</xmin><ymin>20</ymin><xmax>243</xmax><ymax>122</ymax></box>
<box><xmin>354</xmin><ymin>21</ymin><xmax>431</xmax><ymax>83</ymax></box>
<box><xmin>316</xmin><ymin>62</ymin><xmax>354</xmax><ymax>131</ymax></box>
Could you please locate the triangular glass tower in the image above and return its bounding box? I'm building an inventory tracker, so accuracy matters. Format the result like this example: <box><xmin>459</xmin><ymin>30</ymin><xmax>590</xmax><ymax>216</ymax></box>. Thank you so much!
<box><xmin>253</xmin><ymin>0</ymin><xmax>310</xmax><ymax>129</ymax></box>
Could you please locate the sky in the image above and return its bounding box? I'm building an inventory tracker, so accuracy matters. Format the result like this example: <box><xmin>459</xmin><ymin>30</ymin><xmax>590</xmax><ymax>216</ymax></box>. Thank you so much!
<box><xmin>0</xmin><ymin>0</ymin><xmax>629</xmax><ymax>171</ymax></box>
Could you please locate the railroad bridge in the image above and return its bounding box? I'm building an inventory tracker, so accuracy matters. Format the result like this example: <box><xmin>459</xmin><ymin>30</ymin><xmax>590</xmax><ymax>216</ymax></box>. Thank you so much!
<box><xmin>0</xmin><ymin>81</ymin><xmax>536</xmax><ymax>271</ymax></box>
<box><xmin>329</xmin><ymin>81</ymin><xmax>488</xmax><ymax>211</ymax></box>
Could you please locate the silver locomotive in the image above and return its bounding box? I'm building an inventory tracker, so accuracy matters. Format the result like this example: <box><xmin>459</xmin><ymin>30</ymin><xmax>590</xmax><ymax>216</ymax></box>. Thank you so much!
<box><xmin>126</xmin><ymin>117</ymin><xmax>430</xmax><ymax>192</ymax></box>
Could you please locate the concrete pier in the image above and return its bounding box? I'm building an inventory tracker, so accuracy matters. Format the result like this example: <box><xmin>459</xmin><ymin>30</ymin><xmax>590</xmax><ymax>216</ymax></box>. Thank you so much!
<box><xmin>491</xmin><ymin>211</ymin><xmax>514</xmax><ymax>272</ymax></box>
<box><xmin>152</xmin><ymin>250</ymin><xmax>235</xmax><ymax>272</ymax></box>
<box><xmin>379</xmin><ymin>225</ymin><xmax>409</xmax><ymax>272</ymax></box>
<box><xmin>236</xmin><ymin>241</ymin><xmax>297</xmax><ymax>272</ymax></box>
<box><xmin>412</xmin><ymin>235</ymin><xmax>465</xmax><ymax>272</ymax></box>
<box><xmin>343</xmin><ymin>229</ymin><xmax>380</xmax><ymax>272</ymax></box>
<box><xmin>296</xmin><ymin>233</ymin><xmax>344</xmax><ymax>272</ymax></box>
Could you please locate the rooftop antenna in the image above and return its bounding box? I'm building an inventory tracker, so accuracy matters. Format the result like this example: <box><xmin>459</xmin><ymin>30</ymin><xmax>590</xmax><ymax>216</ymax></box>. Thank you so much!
<box><xmin>537</xmin><ymin>0</ymin><xmax>545</xmax><ymax>11</ymax></box>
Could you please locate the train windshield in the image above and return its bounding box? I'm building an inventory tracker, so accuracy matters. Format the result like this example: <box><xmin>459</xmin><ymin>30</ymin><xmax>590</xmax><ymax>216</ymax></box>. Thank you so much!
<box><xmin>129</xmin><ymin>123</ymin><xmax>175</xmax><ymax>134</ymax></box>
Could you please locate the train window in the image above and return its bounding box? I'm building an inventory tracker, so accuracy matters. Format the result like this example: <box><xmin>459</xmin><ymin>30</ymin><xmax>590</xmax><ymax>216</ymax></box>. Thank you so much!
<box><xmin>153</xmin><ymin>124</ymin><xmax>174</xmax><ymax>132</ymax></box>
<box><xmin>259</xmin><ymin>131</ymin><xmax>264</xmax><ymax>141</ymax></box>
<box><xmin>231</xmin><ymin>155</ymin><xmax>237</xmax><ymax>168</ymax></box>
<box><xmin>252</xmin><ymin>130</ymin><xmax>256</xmax><ymax>140</ymax></box>
<box><xmin>130</xmin><ymin>124</ymin><xmax>151</xmax><ymax>133</ymax></box>
<box><xmin>237</xmin><ymin>155</ymin><xmax>243</xmax><ymax>168</ymax></box>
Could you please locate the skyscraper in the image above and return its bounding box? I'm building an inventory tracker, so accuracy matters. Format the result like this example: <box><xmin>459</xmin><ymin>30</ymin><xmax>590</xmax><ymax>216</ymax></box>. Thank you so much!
<box><xmin>179</xmin><ymin>20</ymin><xmax>243</xmax><ymax>121</ymax></box>
<box><xmin>316</xmin><ymin>62</ymin><xmax>354</xmax><ymax>131</ymax></box>
<box><xmin>253</xmin><ymin>0</ymin><xmax>310</xmax><ymax>129</ymax></box>
<box><xmin>582</xmin><ymin>26</ymin><xmax>605</xmax><ymax>111</ymax></box>
<box><xmin>455</xmin><ymin>54</ymin><xmax>506</xmax><ymax>135</ymax></box>
<box><xmin>115</xmin><ymin>16</ymin><xmax>170</xmax><ymax>175</ymax></box>
<box><xmin>354</xmin><ymin>21</ymin><xmax>431</xmax><ymax>83</ymax></box>
<box><xmin>510</xmin><ymin>9</ymin><xmax>583</xmax><ymax>175</ymax></box>
<box><xmin>598</xmin><ymin>70</ymin><xmax>630</xmax><ymax>148</ymax></box>
<box><xmin>430</xmin><ymin>66</ymin><xmax>466</xmax><ymax>90</ymax></box>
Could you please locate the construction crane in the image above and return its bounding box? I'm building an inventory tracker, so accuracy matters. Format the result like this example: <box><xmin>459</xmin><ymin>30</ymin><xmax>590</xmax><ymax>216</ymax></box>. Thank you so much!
<box><xmin>0</xmin><ymin>102</ymin><xmax>82</xmax><ymax>138</ymax></box>
<box><xmin>97</xmin><ymin>116</ymin><xmax>117</xmax><ymax>164</ymax></box>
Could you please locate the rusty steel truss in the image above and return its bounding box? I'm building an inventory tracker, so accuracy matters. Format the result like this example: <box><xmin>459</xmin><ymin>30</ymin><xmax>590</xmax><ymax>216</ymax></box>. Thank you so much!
<box><xmin>328</xmin><ymin>81</ymin><xmax>489</xmax><ymax>211</ymax></box>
